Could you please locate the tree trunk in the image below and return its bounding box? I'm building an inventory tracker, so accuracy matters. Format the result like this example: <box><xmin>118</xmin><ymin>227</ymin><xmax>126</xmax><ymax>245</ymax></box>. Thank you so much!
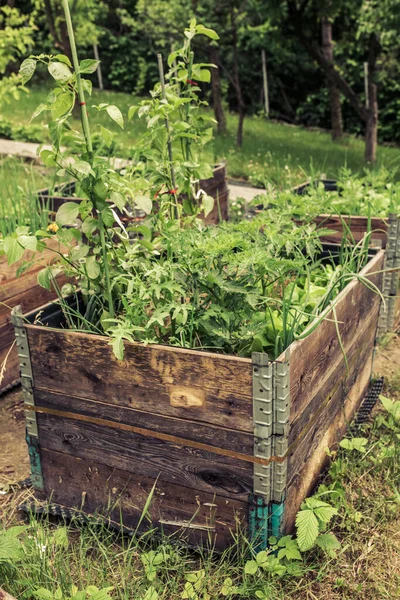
<box><xmin>365</xmin><ymin>80</ymin><xmax>378</xmax><ymax>162</ymax></box>
<box><xmin>321</xmin><ymin>16</ymin><xmax>343</xmax><ymax>140</ymax></box>
<box><xmin>209</xmin><ymin>46</ymin><xmax>226</xmax><ymax>134</ymax></box>
<box><xmin>236</xmin><ymin>108</ymin><xmax>245</xmax><ymax>147</ymax></box>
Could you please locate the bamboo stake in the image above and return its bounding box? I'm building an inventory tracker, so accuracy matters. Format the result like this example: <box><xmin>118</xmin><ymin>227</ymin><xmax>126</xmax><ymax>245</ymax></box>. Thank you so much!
<box><xmin>364</xmin><ymin>62</ymin><xmax>369</xmax><ymax>109</ymax></box>
<box><xmin>157</xmin><ymin>53</ymin><xmax>176</xmax><ymax>191</ymax></box>
<box><xmin>261</xmin><ymin>49</ymin><xmax>269</xmax><ymax>117</ymax></box>
<box><xmin>93</xmin><ymin>43</ymin><xmax>104</xmax><ymax>90</ymax></box>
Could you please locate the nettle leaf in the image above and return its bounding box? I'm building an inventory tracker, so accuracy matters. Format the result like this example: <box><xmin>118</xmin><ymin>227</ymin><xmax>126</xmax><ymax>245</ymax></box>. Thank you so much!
<box><xmin>295</xmin><ymin>509</ymin><xmax>319</xmax><ymax>551</ymax></box>
<box><xmin>48</xmin><ymin>61</ymin><xmax>73</xmax><ymax>83</ymax></box>
<box><xmin>315</xmin><ymin>533</ymin><xmax>341</xmax><ymax>556</ymax></box>
<box><xmin>19</xmin><ymin>58</ymin><xmax>37</xmax><ymax>85</ymax></box>
<box><xmin>135</xmin><ymin>195</ymin><xmax>152</xmax><ymax>214</ymax></box>
<box><xmin>56</xmin><ymin>202</ymin><xmax>80</xmax><ymax>226</ymax></box>
<box><xmin>100</xmin><ymin>125</ymin><xmax>113</xmax><ymax>148</ymax></box>
<box><xmin>52</xmin><ymin>91</ymin><xmax>74</xmax><ymax>119</ymax></box>
<box><xmin>106</xmin><ymin>104</ymin><xmax>124</xmax><ymax>129</ymax></box>
<box><xmin>79</xmin><ymin>59</ymin><xmax>100</xmax><ymax>74</ymax></box>
<box><xmin>86</xmin><ymin>255</ymin><xmax>101</xmax><ymax>279</ymax></box>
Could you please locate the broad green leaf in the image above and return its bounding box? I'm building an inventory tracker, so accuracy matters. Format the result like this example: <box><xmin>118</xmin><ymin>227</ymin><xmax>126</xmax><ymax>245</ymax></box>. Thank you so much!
<box><xmin>56</xmin><ymin>202</ymin><xmax>80</xmax><ymax>226</ymax></box>
<box><xmin>18</xmin><ymin>235</ymin><xmax>37</xmax><ymax>252</ymax></box>
<box><xmin>52</xmin><ymin>526</ymin><xmax>68</xmax><ymax>547</ymax></box>
<box><xmin>86</xmin><ymin>255</ymin><xmax>100</xmax><ymax>279</ymax></box>
<box><xmin>295</xmin><ymin>509</ymin><xmax>319</xmax><ymax>551</ymax></box>
<box><xmin>19</xmin><ymin>58</ymin><xmax>37</xmax><ymax>85</ymax></box>
<box><xmin>101</xmin><ymin>207</ymin><xmax>115</xmax><ymax>227</ymax></box>
<box><xmin>339</xmin><ymin>437</ymin><xmax>368</xmax><ymax>452</ymax></box>
<box><xmin>82</xmin><ymin>217</ymin><xmax>98</xmax><ymax>235</ymax></box>
<box><xmin>73</xmin><ymin>160</ymin><xmax>93</xmax><ymax>176</ymax></box>
<box><xmin>82</xmin><ymin>78</ymin><xmax>93</xmax><ymax>96</ymax></box>
<box><xmin>100</xmin><ymin>125</ymin><xmax>113</xmax><ymax>148</ymax></box>
<box><xmin>40</xmin><ymin>149</ymin><xmax>57</xmax><ymax>167</ymax></box>
<box><xmin>380</xmin><ymin>394</ymin><xmax>395</xmax><ymax>414</ymax></box>
<box><xmin>135</xmin><ymin>195</ymin><xmax>152</xmax><ymax>214</ymax></box>
<box><xmin>54</xmin><ymin>54</ymin><xmax>72</xmax><ymax>67</ymax></box>
<box><xmin>30</xmin><ymin>103</ymin><xmax>48</xmax><ymax>122</ymax></box>
<box><xmin>195</xmin><ymin>24</ymin><xmax>219</xmax><ymax>40</ymax></box>
<box><xmin>106</xmin><ymin>104</ymin><xmax>124</xmax><ymax>129</ymax></box>
<box><xmin>48</xmin><ymin>61</ymin><xmax>73</xmax><ymax>83</ymax></box>
<box><xmin>94</xmin><ymin>180</ymin><xmax>108</xmax><ymax>200</ymax></box>
<box><xmin>244</xmin><ymin>559</ymin><xmax>258</xmax><ymax>575</ymax></box>
<box><xmin>79</xmin><ymin>59</ymin><xmax>100</xmax><ymax>74</ymax></box>
<box><xmin>33</xmin><ymin>589</ymin><xmax>53</xmax><ymax>600</ymax></box>
<box><xmin>37</xmin><ymin>266</ymin><xmax>53</xmax><ymax>291</ymax></box>
<box><xmin>52</xmin><ymin>91</ymin><xmax>74</xmax><ymax>119</ymax></box>
<box><xmin>202</xmin><ymin>193</ymin><xmax>214</xmax><ymax>217</ymax></box>
<box><xmin>128</xmin><ymin>105</ymin><xmax>139</xmax><ymax>121</ymax></box>
<box><xmin>313</xmin><ymin>504</ymin><xmax>337</xmax><ymax>524</ymax></box>
<box><xmin>143</xmin><ymin>587</ymin><xmax>158</xmax><ymax>600</ymax></box>
<box><xmin>3</xmin><ymin>237</ymin><xmax>24</xmax><ymax>265</ymax></box>
<box><xmin>110</xmin><ymin>191</ymin><xmax>125</xmax><ymax>210</ymax></box>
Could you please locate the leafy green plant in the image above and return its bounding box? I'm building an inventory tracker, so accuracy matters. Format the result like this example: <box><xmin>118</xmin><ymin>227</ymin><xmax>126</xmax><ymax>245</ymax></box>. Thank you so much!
<box><xmin>34</xmin><ymin>585</ymin><xmax>114</xmax><ymax>600</ymax></box>
<box><xmin>128</xmin><ymin>18</ymin><xmax>219</xmax><ymax>219</ymax></box>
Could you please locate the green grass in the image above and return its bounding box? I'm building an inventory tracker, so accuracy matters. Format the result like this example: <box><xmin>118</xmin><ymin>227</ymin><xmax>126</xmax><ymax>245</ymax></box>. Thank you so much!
<box><xmin>2</xmin><ymin>86</ymin><xmax>400</xmax><ymax>186</ymax></box>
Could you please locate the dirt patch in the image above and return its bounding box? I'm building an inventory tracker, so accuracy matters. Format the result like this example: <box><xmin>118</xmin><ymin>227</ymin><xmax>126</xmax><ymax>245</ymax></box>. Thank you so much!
<box><xmin>0</xmin><ymin>386</ymin><xmax>29</xmax><ymax>488</ymax></box>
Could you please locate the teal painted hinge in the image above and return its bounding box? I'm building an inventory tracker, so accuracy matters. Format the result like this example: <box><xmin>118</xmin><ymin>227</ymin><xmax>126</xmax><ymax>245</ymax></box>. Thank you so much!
<box><xmin>11</xmin><ymin>306</ymin><xmax>44</xmax><ymax>491</ymax></box>
<box><xmin>248</xmin><ymin>494</ymin><xmax>269</xmax><ymax>550</ymax></box>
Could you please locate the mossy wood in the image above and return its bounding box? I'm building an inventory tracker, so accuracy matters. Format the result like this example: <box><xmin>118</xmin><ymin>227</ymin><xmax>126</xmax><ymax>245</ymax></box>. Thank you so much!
<box><xmin>0</xmin><ymin>239</ymin><xmax>67</xmax><ymax>394</ymax></box>
<box><xmin>12</xmin><ymin>249</ymin><xmax>384</xmax><ymax>549</ymax></box>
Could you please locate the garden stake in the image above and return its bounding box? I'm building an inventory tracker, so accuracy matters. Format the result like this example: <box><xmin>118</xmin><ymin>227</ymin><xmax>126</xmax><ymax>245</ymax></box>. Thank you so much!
<box><xmin>61</xmin><ymin>0</ymin><xmax>114</xmax><ymax>318</ymax></box>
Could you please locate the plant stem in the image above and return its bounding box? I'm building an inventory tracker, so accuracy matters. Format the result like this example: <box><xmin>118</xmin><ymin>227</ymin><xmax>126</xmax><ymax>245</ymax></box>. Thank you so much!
<box><xmin>61</xmin><ymin>0</ymin><xmax>114</xmax><ymax>319</ymax></box>
<box><xmin>61</xmin><ymin>0</ymin><xmax>93</xmax><ymax>157</ymax></box>
<box><xmin>98</xmin><ymin>216</ymin><xmax>115</xmax><ymax>318</ymax></box>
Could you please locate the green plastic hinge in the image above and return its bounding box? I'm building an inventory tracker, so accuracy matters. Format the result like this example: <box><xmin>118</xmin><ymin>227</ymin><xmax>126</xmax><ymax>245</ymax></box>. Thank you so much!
<box><xmin>248</xmin><ymin>494</ymin><xmax>269</xmax><ymax>550</ymax></box>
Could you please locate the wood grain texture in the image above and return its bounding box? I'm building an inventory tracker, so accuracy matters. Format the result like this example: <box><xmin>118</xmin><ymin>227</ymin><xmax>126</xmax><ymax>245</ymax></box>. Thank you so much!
<box><xmin>280</xmin><ymin>251</ymin><xmax>384</xmax><ymax>532</ymax></box>
<box><xmin>34</xmin><ymin>389</ymin><xmax>254</xmax><ymax>457</ymax></box>
<box><xmin>36</xmin><ymin>411</ymin><xmax>253</xmax><ymax>500</ymax></box>
<box><xmin>40</xmin><ymin>448</ymin><xmax>247</xmax><ymax>550</ymax></box>
<box><xmin>27</xmin><ymin>327</ymin><xmax>253</xmax><ymax>431</ymax></box>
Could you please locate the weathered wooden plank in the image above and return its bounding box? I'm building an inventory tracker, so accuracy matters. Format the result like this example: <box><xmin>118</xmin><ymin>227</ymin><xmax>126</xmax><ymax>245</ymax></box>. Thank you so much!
<box><xmin>282</xmin><ymin>250</ymin><xmax>384</xmax><ymax>425</ymax></box>
<box><xmin>283</xmin><ymin>346</ymin><xmax>373</xmax><ymax>532</ymax></box>
<box><xmin>0</xmin><ymin>281</ymin><xmax>67</xmax><ymax>327</ymax></box>
<box><xmin>36</xmin><ymin>411</ymin><xmax>253</xmax><ymax>500</ymax></box>
<box><xmin>0</xmin><ymin>345</ymin><xmax>19</xmax><ymax>390</ymax></box>
<box><xmin>40</xmin><ymin>448</ymin><xmax>247</xmax><ymax>550</ymax></box>
<box><xmin>27</xmin><ymin>327</ymin><xmax>253</xmax><ymax>431</ymax></box>
<box><xmin>34</xmin><ymin>389</ymin><xmax>254</xmax><ymax>457</ymax></box>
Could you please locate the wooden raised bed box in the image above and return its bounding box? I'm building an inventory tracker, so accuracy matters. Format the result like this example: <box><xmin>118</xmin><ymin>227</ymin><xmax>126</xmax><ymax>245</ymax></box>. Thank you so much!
<box><xmin>0</xmin><ymin>239</ymin><xmax>68</xmax><ymax>395</ymax></box>
<box><xmin>293</xmin><ymin>180</ymin><xmax>400</xmax><ymax>335</ymax></box>
<box><xmin>38</xmin><ymin>163</ymin><xmax>229</xmax><ymax>225</ymax></box>
<box><xmin>12</xmin><ymin>247</ymin><xmax>384</xmax><ymax>549</ymax></box>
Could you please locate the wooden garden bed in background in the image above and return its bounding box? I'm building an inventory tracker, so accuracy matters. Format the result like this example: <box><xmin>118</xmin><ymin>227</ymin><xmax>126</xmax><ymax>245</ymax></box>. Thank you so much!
<box><xmin>12</xmin><ymin>247</ymin><xmax>384</xmax><ymax>549</ymax></box>
<box><xmin>38</xmin><ymin>163</ymin><xmax>229</xmax><ymax>225</ymax></box>
<box><xmin>0</xmin><ymin>239</ymin><xmax>67</xmax><ymax>395</ymax></box>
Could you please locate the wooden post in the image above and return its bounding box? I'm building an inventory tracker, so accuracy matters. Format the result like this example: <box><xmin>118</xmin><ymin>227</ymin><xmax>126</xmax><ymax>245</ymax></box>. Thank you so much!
<box><xmin>261</xmin><ymin>49</ymin><xmax>269</xmax><ymax>118</ymax></box>
<box><xmin>93</xmin><ymin>43</ymin><xmax>104</xmax><ymax>91</ymax></box>
<box><xmin>364</xmin><ymin>62</ymin><xmax>369</xmax><ymax>109</ymax></box>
